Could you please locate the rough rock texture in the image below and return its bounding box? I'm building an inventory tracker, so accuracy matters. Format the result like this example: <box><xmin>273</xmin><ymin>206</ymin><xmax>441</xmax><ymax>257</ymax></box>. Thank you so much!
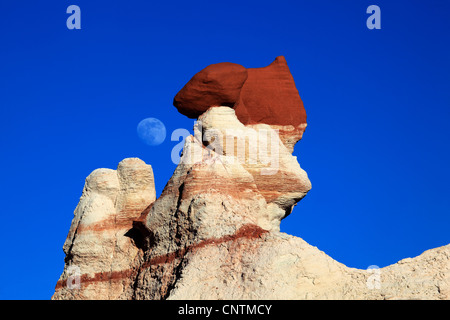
<box><xmin>53</xmin><ymin>112</ymin><xmax>450</xmax><ymax>300</ymax></box>
<box><xmin>167</xmin><ymin>233</ymin><xmax>450</xmax><ymax>300</ymax></box>
<box><xmin>173</xmin><ymin>56</ymin><xmax>307</xmax><ymax>152</ymax></box>
<box><xmin>52</xmin><ymin>158</ymin><xmax>155</xmax><ymax>300</ymax></box>
<box><xmin>53</xmin><ymin>58</ymin><xmax>449</xmax><ymax>300</ymax></box>
<box><xmin>173</xmin><ymin>62</ymin><xmax>248</xmax><ymax>118</ymax></box>
<box><xmin>235</xmin><ymin>56</ymin><xmax>307</xmax><ymax>152</ymax></box>
<box><xmin>235</xmin><ymin>56</ymin><xmax>306</xmax><ymax>127</ymax></box>
<box><xmin>197</xmin><ymin>107</ymin><xmax>311</xmax><ymax>225</ymax></box>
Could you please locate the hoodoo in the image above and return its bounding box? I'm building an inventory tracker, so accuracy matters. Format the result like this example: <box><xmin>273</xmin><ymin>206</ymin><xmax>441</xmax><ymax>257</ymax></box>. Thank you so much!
<box><xmin>53</xmin><ymin>57</ymin><xmax>450</xmax><ymax>300</ymax></box>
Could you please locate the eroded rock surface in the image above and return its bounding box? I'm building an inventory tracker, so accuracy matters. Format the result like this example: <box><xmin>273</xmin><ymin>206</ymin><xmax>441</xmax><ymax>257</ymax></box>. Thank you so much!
<box><xmin>52</xmin><ymin>158</ymin><xmax>155</xmax><ymax>300</ymax></box>
<box><xmin>173</xmin><ymin>62</ymin><xmax>248</xmax><ymax>118</ymax></box>
<box><xmin>53</xmin><ymin>58</ymin><xmax>449</xmax><ymax>300</ymax></box>
<box><xmin>53</xmin><ymin>115</ymin><xmax>449</xmax><ymax>300</ymax></box>
<box><xmin>173</xmin><ymin>56</ymin><xmax>307</xmax><ymax>152</ymax></box>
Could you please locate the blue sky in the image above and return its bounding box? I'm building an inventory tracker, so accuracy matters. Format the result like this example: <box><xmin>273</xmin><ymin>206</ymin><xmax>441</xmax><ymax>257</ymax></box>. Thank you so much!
<box><xmin>0</xmin><ymin>0</ymin><xmax>449</xmax><ymax>299</ymax></box>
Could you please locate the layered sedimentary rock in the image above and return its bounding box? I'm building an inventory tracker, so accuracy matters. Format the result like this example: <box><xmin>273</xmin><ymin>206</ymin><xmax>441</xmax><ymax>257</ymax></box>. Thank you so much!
<box><xmin>166</xmin><ymin>232</ymin><xmax>450</xmax><ymax>300</ymax></box>
<box><xmin>53</xmin><ymin>110</ymin><xmax>450</xmax><ymax>300</ymax></box>
<box><xmin>125</xmin><ymin>106</ymin><xmax>313</xmax><ymax>299</ymax></box>
<box><xmin>53</xmin><ymin>57</ymin><xmax>450</xmax><ymax>300</ymax></box>
<box><xmin>53</xmin><ymin>158</ymin><xmax>155</xmax><ymax>300</ymax></box>
<box><xmin>197</xmin><ymin>107</ymin><xmax>311</xmax><ymax>225</ymax></box>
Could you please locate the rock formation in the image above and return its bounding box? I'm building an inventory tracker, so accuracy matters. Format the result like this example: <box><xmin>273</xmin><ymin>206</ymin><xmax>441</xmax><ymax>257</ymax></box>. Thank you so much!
<box><xmin>53</xmin><ymin>57</ymin><xmax>449</xmax><ymax>300</ymax></box>
<box><xmin>53</xmin><ymin>158</ymin><xmax>155</xmax><ymax>299</ymax></box>
<box><xmin>174</xmin><ymin>56</ymin><xmax>307</xmax><ymax>152</ymax></box>
<box><xmin>173</xmin><ymin>62</ymin><xmax>248</xmax><ymax>118</ymax></box>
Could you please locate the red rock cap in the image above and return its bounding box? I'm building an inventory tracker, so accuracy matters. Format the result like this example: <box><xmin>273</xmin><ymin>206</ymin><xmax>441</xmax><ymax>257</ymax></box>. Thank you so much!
<box><xmin>173</xmin><ymin>62</ymin><xmax>248</xmax><ymax>118</ymax></box>
<box><xmin>235</xmin><ymin>56</ymin><xmax>306</xmax><ymax>127</ymax></box>
<box><xmin>173</xmin><ymin>56</ymin><xmax>307</xmax><ymax>151</ymax></box>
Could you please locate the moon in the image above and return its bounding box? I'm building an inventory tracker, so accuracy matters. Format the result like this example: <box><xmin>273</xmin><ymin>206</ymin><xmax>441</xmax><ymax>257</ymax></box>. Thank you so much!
<box><xmin>136</xmin><ymin>118</ymin><xmax>166</xmax><ymax>146</ymax></box>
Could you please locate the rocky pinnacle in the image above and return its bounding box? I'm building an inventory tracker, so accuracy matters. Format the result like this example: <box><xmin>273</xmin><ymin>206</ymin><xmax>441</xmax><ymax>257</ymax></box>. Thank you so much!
<box><xmin>53</xmin><ymin>57</ymin><xmax>449</xmax><ymax>300</ymax></box>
